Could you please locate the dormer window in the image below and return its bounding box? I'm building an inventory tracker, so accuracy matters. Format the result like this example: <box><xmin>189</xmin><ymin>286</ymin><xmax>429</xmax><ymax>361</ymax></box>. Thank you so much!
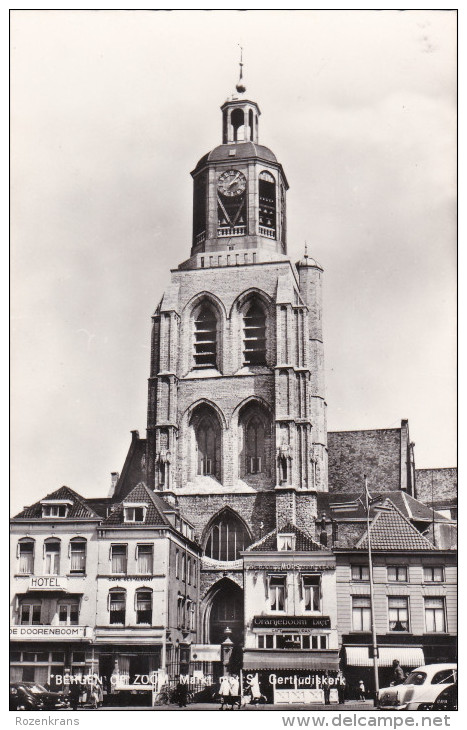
<box><xmin>123</xmin><ymin>504</ymin><xmax>147</xmax><ymax>523</ymax></box>
<box><xmin>277</xmin><ymin>533</ymin><xmax>295</xmax><ymax>551</ymax></box>
<box><xmin>40</xmin><ymin>500</ymin><xmax>72</xmax><ymax>518</ymax></box>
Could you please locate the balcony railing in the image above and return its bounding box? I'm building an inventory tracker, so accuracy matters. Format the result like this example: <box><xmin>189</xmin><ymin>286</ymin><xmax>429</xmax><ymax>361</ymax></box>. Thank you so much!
<box><xmin>217</xmin><ymin>226</ymin><xmax>246</xmax><ymax>237</ymax></box>
<box><xmin>259</xmin><ymin>226</ymin><xmax>276</xmax><ymax>239</ymax></box>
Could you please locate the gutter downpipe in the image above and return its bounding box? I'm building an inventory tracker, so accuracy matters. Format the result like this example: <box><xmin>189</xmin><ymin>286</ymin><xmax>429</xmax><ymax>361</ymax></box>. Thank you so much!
<box><xmin>365</xmin><ymin>475</ymin><xmax>380</xmax><ymax>704</ymax></box>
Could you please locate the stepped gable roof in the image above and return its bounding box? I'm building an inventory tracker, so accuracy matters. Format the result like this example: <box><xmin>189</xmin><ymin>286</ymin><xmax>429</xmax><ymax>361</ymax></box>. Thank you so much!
<box><xmin>356</xmin><ymin>500</ymin><xmax>435</xmax><ymax>551</ymax></box>
<box><xmin>101</xmin><ymin>482</ymin><xmax>173</xmax><ymax>528</ymax></box>
<box><xmin>13</xmin><ymin>485</ymin><xmax>99</xmax><ymax>520</ymax></box>
<box><xmin>319</xmin><ymin>491</ymin><xmax>450</xmax><ymax>523</ymax></box>
<box><xmin>193</xmin><ymin>142</ymin><xmax>277</xmax><ymax>173</ymax></box>
<box><xmin>246</xmin><ymin>523</ymin><xmax>322</xmax><ymax>553</ymax></box>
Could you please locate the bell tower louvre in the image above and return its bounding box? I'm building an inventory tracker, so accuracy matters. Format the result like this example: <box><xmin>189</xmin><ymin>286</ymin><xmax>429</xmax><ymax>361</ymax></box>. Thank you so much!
<box><xmin>114</xmin><ymin>67</ymin><xmax>328</xmax><ymax>545</ymax></box>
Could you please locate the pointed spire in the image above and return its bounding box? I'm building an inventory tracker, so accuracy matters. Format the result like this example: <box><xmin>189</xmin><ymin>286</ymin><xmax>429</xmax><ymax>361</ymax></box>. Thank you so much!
<box><xmin>236</xmin><ymin>45</ymin><xmax>246</xmax><ymax>94</ymax></box>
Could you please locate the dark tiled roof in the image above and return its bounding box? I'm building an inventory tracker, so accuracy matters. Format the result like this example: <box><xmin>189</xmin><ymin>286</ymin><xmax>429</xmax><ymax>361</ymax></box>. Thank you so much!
<box><xmin>13</xmin><ymin>486</ymin><xmax>99</xmax><ymax>520</ymax></box>
<box><xmin>319</xmin><ymin>491</ymin><xmax>449</xmax><ymax>523</ymax></box>
<box><xmin>247</xmin><ymin>523</ymin><xmax>322</xmax><ymax>552</ymax></box>
<box><xmin>101</xmin><ymin>482</ymin><xmax>172</xmax><ymax>527</ymax></box>
<box><xmin>194</xmin><ymin>142</ymin><xmax>277</xmax><ymax>172</ymax></box>
<box><xmin>356</xmin><ymin>501</ymin><xmax>435</xmax><ymax>551</ymax></box>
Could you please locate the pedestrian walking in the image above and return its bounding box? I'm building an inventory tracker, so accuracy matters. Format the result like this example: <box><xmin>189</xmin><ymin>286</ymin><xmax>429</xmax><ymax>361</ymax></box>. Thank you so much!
<box><xmin>322</xmin><ymin>672</ymin><xmax>331</xmax><ymax>705</ymax></box>
<box><xmin>176</xmin><ymin>680</ymin><xmax>188</xmax><ymax>707</ymax></box>
<box><xmin>229</xmin><ymin>674</ymin><xmax>240</xmax><ymax>709</ymax></box>
<box><xmin>358</xmin><ymin>680</ymin><xmax>366</xmax><ymax>701</ymax></box>
<box><xmin>391</xmin><ymin>660</ymin><xmax>406</xmax><ymax>686</ymax></box>
<box><xmin>337</xmin><ymin>670</ymin><xmax>346</xmax><ymax>704</ymax></box>
<box><xmin>219</xmin><ymin>673</ymin><xmax>231</xmax><ymax>710</ymax></box>
<box><xmin>247</xmin><ymin>673</ymin><xmax>262</xmax><ymax>705</ymax></box>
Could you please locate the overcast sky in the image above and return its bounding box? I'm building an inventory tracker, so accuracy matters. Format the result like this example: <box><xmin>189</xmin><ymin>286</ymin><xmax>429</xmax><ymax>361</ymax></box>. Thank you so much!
<box><xmin>10</xmin><ymin>9</ymin><xmax>456</xmax><ymax>514</ymax></box>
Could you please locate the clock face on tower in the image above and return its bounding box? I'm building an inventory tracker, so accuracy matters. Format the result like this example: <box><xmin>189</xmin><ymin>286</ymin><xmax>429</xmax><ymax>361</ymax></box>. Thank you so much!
<box><xmin>217</xmin><ymin>169</ymin><xmax>247</xmax><ymax>197</ymax></box>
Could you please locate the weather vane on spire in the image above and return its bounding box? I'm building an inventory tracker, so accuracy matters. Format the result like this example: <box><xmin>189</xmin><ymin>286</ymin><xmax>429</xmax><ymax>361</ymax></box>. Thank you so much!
<box><xmin>236</xmin><ymin>44</ymin><xmax>246</xmax><ymax>94</ymax></box>
<box><xmin>304</xmin><ymin>241</ymin><xmax>308</xmax><ymax>260</ymax></box>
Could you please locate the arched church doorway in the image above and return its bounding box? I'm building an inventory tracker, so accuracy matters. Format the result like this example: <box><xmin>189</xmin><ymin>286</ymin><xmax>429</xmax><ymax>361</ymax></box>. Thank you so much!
<box><xmin>206</xmin><ymin>578</ymin><xmax>244</xmax><ymax>646</ymax></box>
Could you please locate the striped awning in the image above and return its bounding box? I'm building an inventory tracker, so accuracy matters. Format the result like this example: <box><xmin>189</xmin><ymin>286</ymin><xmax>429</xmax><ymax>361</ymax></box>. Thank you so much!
<box><xmin>243</xmin><ymin>650</ymin><xmax>340</xmax><ymax>671</ymax></box>
<box><xmin>345</xmin><ymin>646</ymin><xmax>424</xmax><ymax>668</ymax></box>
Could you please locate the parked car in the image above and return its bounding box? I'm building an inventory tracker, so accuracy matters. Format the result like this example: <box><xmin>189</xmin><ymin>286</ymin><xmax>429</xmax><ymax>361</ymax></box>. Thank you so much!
<box><xmin>9</xmin><ymin>682</ymin><xmax>69</xmax><ymax>711</ymax></box>
<box><xmin>378</xmin><ymin>664</ymin><xmax>457</xmax><ymax>711</ymax></box>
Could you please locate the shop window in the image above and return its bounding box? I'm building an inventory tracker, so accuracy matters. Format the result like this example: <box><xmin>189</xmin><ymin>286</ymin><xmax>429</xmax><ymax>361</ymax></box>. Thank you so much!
<box><xmin>110</xmin><ymin>544</ymin><xmax>127</xmax><ymax>574</ymax></box>
<box><xmin>194</xmin><ymin>303</ymin><xmax>218</xmax><ymax>368</ymax></box>
<box><xmin>72</xmin><ymin>651</ymin><xmax>86</xmax><ymax>664</ymax></box>
<box><xmin>303</xmin><ymin>575</ymin><xmax>321</xmax><ymax>611</ymax></box>
<box><xmin>136</xmin><ymin>589</ymin><xmax>152</xmax><ymax>625</ymax></box>
<box><xmin>124</xmin><ymin>505</ymin><xmax>147</xmax><ymax>523</ymax></box>
<box><xmin>425</xmin><ymin>597</ymin><xmax>446</xmax><ymax>633</ymax></box>
<box><xmin>137</xmin><ymin>544</ymin><xmax>153</xmax><ymax>574</ymax></box>
<box><xmin>352</xmin><ymin>596</ymin><xmax>371</xmax><ymax>632</ymax></box>
<box><xmin>388</xmin><ymin>597</ymin><xmax>409</xmax><ymax>632</ymax></box>
<box><xmin>69</xmin><ymin>538</ymin><xmax>86</xmax><ymax>574</ymax></box>
<box><xmin>44</xmin><ymin>539</ymin><xmax>60</xmax><ymax>575</ymax></box>
<box><xmin>351</xmin><ymin>565</ymin><xmax>369</xmax><ymax>581</ymax></box>
<box><xmin>387</xmin><ymin>566</ymin><xmax>408</xmax><ymax>582</ymax></box>
<box><xmin>204</xmin><ymin>509</ymin><xmax>251</xmax><ymax>561</ymax></box>
<box><xmin>20</xmin><ymin>601</ymin><xmax>41</xmax><ymax>626</ymax></box>
<box><xmin>243</xmin><ymin>301</ymin><xmax>266</xmax><ymax>366</ymax></box>
<box><xmin>58</xmin><ymin>600</ymin><xmax>79</xmax><ymax>626</ymax></box>
<box><xmin>270</xmin><ymin>576</ymin><xmax>286</xmax><ymax>611</ymax></box>
<box><xmin>18</xmin><ymin>539</ymin><xmax>34</xmax><ymax>574</ymax></box>
<box><xmin>424</xmin><ymin>566</ymin><xmax>444</xmax><ymax>582</ymax></box>
<box><xmin>109</xmin><ymin>590</ymin><xmax>126</xmax><ymax>625</ymax></box>
<box><xmin>278</xmin><ymin>534</ymin><xmax>295</xmax><ymax>551</ymax></box>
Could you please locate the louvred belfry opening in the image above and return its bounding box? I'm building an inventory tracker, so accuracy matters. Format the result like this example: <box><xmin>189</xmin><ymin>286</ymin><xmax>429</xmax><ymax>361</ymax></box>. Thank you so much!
<box><xmin>194</xmin><ymin>304</ymin><xmax>217</xmax><ymax>368</ymax></box>
<box><xmin>243</xmin><ymin>301</ymin><xmax>266</xmax><ymax>365</ymax></box>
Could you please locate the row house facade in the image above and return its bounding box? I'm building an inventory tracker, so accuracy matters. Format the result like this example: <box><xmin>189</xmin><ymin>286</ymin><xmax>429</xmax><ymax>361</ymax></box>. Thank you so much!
<box><xmin>10</xmin><ymin>484</ymin><xmax>200</xmax><ymax>690</ymax></box>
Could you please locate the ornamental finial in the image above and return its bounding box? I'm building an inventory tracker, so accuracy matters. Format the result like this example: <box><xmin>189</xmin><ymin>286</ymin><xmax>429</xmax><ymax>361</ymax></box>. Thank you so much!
<box><xmin>236</xmin><ymin>45</ymin><xmax>246</xmax><ymax>94</ymax></box>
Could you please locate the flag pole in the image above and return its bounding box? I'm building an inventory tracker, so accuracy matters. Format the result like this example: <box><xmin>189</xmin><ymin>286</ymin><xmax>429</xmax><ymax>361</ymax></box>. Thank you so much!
<box><xmin>365</xmin><ymin>475</ymin><xmax>380</xmax><ymax>703</ymax></box>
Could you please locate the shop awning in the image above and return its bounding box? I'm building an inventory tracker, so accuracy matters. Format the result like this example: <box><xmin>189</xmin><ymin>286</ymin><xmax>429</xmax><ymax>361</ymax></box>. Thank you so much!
<box><xmin>243</xmin><ymin>650</ymin><xmax>340</xmax><ymax>671</ymax></box>
<box><xmin>345</xmin><ymin>646</ymin><xmax>424</xmax><ymax>668</ymax></box>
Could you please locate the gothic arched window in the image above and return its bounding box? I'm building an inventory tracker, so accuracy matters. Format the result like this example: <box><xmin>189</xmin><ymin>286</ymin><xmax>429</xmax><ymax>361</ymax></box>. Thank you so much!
<box><xmin>245</xmin><ymin>416</ymin><xmax>265</xmax><ymax>474</ymax></box>
<box><xmin>194</xmin><ymin>303</ymin><xmax>217</xmax><ymax>368</ymax></box>
<box><xmin>243</xmin><ymin>301</ymin><xmax>266</xmax><ymax>365</ymax></box>
<box><xmin>197</xmin><ymin>416</ymin><xmax>219</xmax><ymax>477</ymax></box>
<box><xmin>204</xmin><ymin>511</ymin><xmax>251</xmax><ymax>561</ymax></box>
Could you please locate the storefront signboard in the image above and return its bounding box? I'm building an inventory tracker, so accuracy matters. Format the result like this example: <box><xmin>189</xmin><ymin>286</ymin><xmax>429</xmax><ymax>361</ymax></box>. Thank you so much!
<box><xmin>28</xmin><ymin>576</ymin><xmax>67</xmax><ymax>591</ymax></box>
<box><xmin>10</xmin><ymin>625</ymin><xmax>92</xmax><ymax>640</ymax></box>
<box><xmin>253</xmin><ymin>616</ymin><xmax>331</xmax><ymax>629</ymax></box>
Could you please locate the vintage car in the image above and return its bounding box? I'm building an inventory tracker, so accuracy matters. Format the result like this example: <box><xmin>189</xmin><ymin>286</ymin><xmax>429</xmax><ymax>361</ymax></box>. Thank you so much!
<box><xmin>9</xmin><ymin>682</ymin><xmax>69</xmax><ymax>711</ymax></box>
<box><xmin>429</xmin><ymin>683</ymin><xmax>457</xmax><ymax>711</ymax></box>
<box><xmin>378</xmin><ymin>664</ymin><xmax>457</xmax><ymax>711</ymax></box>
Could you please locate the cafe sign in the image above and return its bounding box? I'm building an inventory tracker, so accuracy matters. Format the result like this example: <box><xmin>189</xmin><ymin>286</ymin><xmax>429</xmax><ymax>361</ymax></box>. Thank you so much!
<box><xmin>28</xmin><ymin>576</ymin><xmax>67</xmax><ymax>591</ymax></box>
<box><xmin>253</xmin><ymin>616</ymin><xmax>331</xmax><ymax>629</ymax></box>
<box><xmin>10</xmin><ymin>625</ymin><xmax>91</xmax><ymax>641</ymax></box>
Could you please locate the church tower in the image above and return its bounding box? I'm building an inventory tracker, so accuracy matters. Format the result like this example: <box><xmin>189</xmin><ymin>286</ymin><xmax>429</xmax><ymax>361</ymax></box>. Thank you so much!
<box><xmin>144</xmin><ymin>69</ymin><xmax>328</xmax><ymax>536</ymax></box>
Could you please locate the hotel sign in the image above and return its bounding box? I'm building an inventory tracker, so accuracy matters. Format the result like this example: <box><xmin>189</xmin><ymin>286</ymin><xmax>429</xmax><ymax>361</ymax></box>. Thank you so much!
<box><xmin>28</xmin><ymin>576</ymin><xmax>67</xmax><ymax>591</ymax></box>
<box><xmin>10</xmin><ymin>625</ymin><xmax>91</xmax><ymax>641</ymax></box>
<box><xmin>253</xmin><ymin>616</ymin><xmax>331</xmax><ymax>629</ymax></box>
